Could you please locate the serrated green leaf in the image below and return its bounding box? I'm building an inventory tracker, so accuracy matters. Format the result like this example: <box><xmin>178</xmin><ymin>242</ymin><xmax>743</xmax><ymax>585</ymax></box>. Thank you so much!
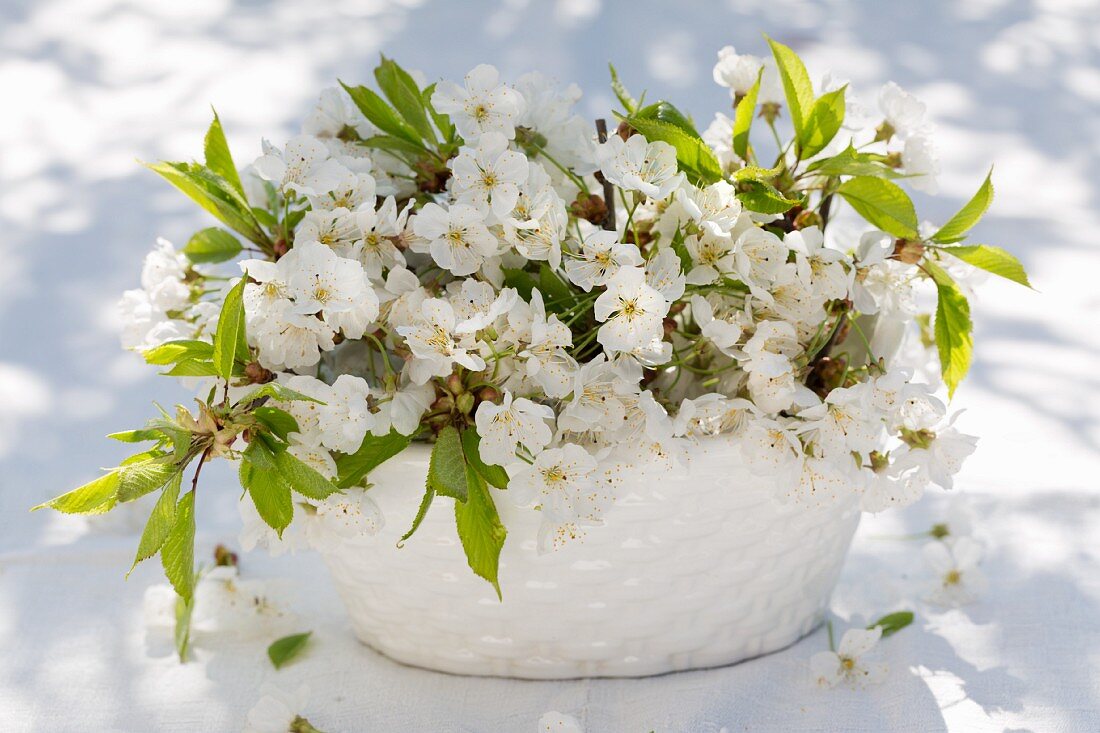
<box><xmin>766</xmin><ymin>36</ymin><xmax>814</xmax><ymax>137</ymax></box>
<box><xmin>357</xmin><ymin>134</ymin><xmax>427</xmax><ymax>159</ymax></box>
<box><xmin>161</xmin><ymin>490</ymin><xmax>196</xmax><ymax>603</ymax></box>
<box><xmin>624</xmin><ymin>116</ymin><xmax>722</xmax><ymax>186</ymax></box>
<box><xmin>108</xmin><ymin>428</ymin><xmax>164</xmax><ymax>443</ymax></box>
<box><xmin>427</xmin><ymin>426</ymin><xmax>468</xmax><ymax>502</ymax></box>
<box><xmin>421</xmin><ymin>83</ymin><xmax>456</xmax><ymax>145</ymax></box>
<box><xmin>375</xmin><ymin>56</ymin><xmax>437</xmax><ymax>144</ymax></box>
<box><xmin>117</xmin><ymin>460</ymin><xmax>179</xmax><ymax>503</ymax></box>
<box><xmin>733</xmin><ymin>164</ymin><xmax>783</xmax><ymax>183</ymax></box>
<box><xmin>868</xmin><ymin>610</ymin><xmax>914</xmax><ymax>637</ymax></box>
<box><xmin>806</xmin><ymin>145</ymin><xmax>900</xmax><ymax>179</ymax></box>
<box><xmin>340</xmin><ymin>81</ymin><xmax>423</xmax><ymax>146</ymax></box>
<box><xmin>273</xmin><ymin>449</ymin><xmax>341</xmax><ymax>500</ymax></box>
<box><xmin>633</xmin><ymin>101</ymin><xmax>699</xmax><ymax>137</ymax></box>
<box><xmin>398</xmin><ymin>482</ymin><xmax>436</xmax><ymax>546</ymax></box>
<box><xmin>174</xmin><ymin>574</ymin><xmax>198</xmax><ymax>663</ymax></box>
<box><xmin>130</xmin><ymin>472</ymin><xmax>183</xmax><ymax>572</ymax></box>
<box><xmin>609</xmin><ymin>63</ymin><xmax>637</xmax><ymax>114</ymax></box>
<box><xmin>212</xmin><ymin>276</ymin><xmax>248</xmax><ymax>380</ymax></box>
<box><xmin>33</xmin><ymin>470</ymin><xmax>120</xmax><ymax>514</ymax></box>
<box><xmin>800</xmin><ymin>85</ymin><xmax>846</xmax><ymax>159</ymax></box>
<box><xmin>238</xmin><ymin>382</ymin><xmax>325</xmax><ymax>407</ymax></box>
<box><xmin>538</xmin><ymin>263</ymin><xmax>576</xmax><ymax>312</ymax></box>
<box><xmin>203</xmin><ymin>109</ymin><xmax>243</xmax><ymax>195</ymax></box>
<box><xmin>335</xmin><ymin>430</ymin><xmax>412</xmax><ymax>489</ymax></box>
<box><xmin>931</xmin><ymin>169</ymin><xmax>994</xmax><ymax>243</ymax></box>
<box><xmin>454</xmin><ymin>464</ymin><xmax>507</xmax><ymax>599</ymax></box>
<box><xmin>267</xmin><ymin>631</ymin><xmax>313</xmax><ymax>669</ymax></box>
<box><xmin>836</xmin><ymin>176</ymin><xmax>919</xmax><ymax>239</ymax></box>
<box><xmin>240</xmin><ymin>457</ymin><xmax>294</xmax><ymax>535</ymax></box>
<box><xmin>737</xmin><ymin>180</ymin><xmax>801</xmax><ymax>214</ymax></box>
<box><xmin>145</xmin><ymin>161</ymin><xmax>268</xmax><ymax>246</ymax></box>
<box><xmin>927</xmin><ymin>262</ymin><xmax>973</xmax><ymax>398</ymax></box>
<box><xmin>253</xmin><ymin>406</ymin><xmax>300</xmax><ymax>442</ymax></box>
<box><xmin>732</xmin><ymin>68</ymin><xmax>762</xmax><ymax>161</ymax></box>
<box><xmin>161</xmin><ymin>359</ymin><xmax>221</xmax><ymax>378</ymax></box>
<box><xmin>460</xmin><ymin>428</ymin><xmax>509</xmax><ymax>490</ymax></box>
<box><xmin>183</xmin><ymin>228</ymin><xmax>242</xmax><ymax>264</ymax></box>
<box><xmin>143</xmin><ymin>339</ymin><xmax>215</xmax><ymax>366</ymax></box>
<box><xmin>941</xmin><ymin>244</ymin><xmax>1031</xmax><ymax>288</ymax></box>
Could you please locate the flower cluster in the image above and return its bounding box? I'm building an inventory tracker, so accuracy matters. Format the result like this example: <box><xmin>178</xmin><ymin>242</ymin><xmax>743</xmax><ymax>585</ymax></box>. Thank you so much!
<box><xmin>48</xmin><ymin>42</ymin><xmax>1027</xmax><ymax>598</ymax></box>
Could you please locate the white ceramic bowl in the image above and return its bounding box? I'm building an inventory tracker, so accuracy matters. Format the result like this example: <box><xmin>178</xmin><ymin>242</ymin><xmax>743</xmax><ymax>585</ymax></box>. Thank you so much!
<box><xmin>318</xmin><ymin>435</ymin><xmax>860</xmax><ymax>679</ymax></box>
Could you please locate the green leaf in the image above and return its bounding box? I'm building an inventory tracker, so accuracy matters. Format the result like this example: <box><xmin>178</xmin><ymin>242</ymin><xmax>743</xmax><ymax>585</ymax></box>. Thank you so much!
<box><xmin>941</xmin><ymin>245</ymin><xmax>1031</xmax><ymax>288</ymax></box>
<box><xmin>213</xmin><ymin>275</ymin><xmax>248</xmax><ymax>380</ymax></box>
<box><xmin>108</xmin><ymin>428</ymin><xmax>164</xmax><ymax>443</ymax></box>
<box><xmin>732</xmin><ymin>69</ymin><xmax>762</xmax><ymax>161</ymax></box>
<box><xmin>130</xmin><ymin>472</ymin><xmax>183</xmax><ymax>572</ymax></box>
<box><xmin>502</xmin><ymin>268</ymin><xmax>537</xmax><ymax>301</ymax></box>
<box><xmin>422</xmin><ymin>83</ymin><xmax>456</xmax><ymax>144</ymax></box>
<box><xmin>241</xmin><ymin>454</ymin><xmax>294</xmax><ymax>535</ymax></box>
<box><xmin>238</xmin><ymin>382</ymin><xmax>324</xmax><ymax>407</ymax></box>
<box><xmin>733</xmin><ymin>164</ymin><xmax>783</xmax><ymax>183</ymax></box>
<box><xmin>633</xmin><ymin>101</ymin><xmax>699</xmax><ymax>137</ymax></box>
<box><xmin>174</xmin><ymin>576</ymin><xmax>198</xmax><ymax>663</ymax></box>
<box><xmin>268</xmin><ymin>631</ymin><xmax>313</xmax><ymax>669</ymax></box>
<box><xmin>836</xmin><ymin>176</ymin><xmax>919</xmax><ymax>239</ymax></box>
<box><xmin>460</xmin><ymin>428</ymin><xmax>509</xmax><ymax>490</ymax></box>
<box><xmin>160</xmin><ymin>490</ymin><xmax>196</xmax><ymax>603</ymax></box>
<box><xmin>162</xmin><ymin>359</ymin><xmax>222</xmax><ymax>378</ymax></box>
<box><xmin>374</xmin><ymin>56</ymin><xmax>437</xmax><ymax>144</ymax></box>
<box><xmin>624</xmin><ymin>116</ymin><xmax>722</xmax><ymax>186</ymax></box>
<box><xmin>737</xmin><ymin>180</ymin><xmax>801</xmax><ymax>214</ymax></box>
<box><xmin>538</xmin><ymin>263</ymin><xmax>576</xmax><ymax>312</ymax></box>
<box><xmin>145</xmin><ymin>161</ymin><xmax>269</xmax><ymax>246</ymax></box>
<box><xmin>800</xmin><ymin>84</ymin><xmax>846</xmax><ymax>159</ymax></box>
<box><xmin>183</xmin><ymin>228</ymin><xmax>242</xmax><ymax>264</ymax></box>
<box><xmin>868</xmin><ymin>610</ymin><xmax>914</xmax><ymax>637</ymax></box>
<box><xmin>608</xmin><ymin>63</ymin><xmax>637</xmax><ymax>114</ymax></box>
<box><xmin>273</xmin><ymin>449</ymin><xmax>341</xmax><ymax>501</ymax></box>
<box><xmin>398</xmin><ymin>483</ymin><xmax>435</xmax><ymax>545</ymax></box>
<box><xmin>454</xmin><ymin>464</ymin><xmax>507</xmax><ymax>599</ymax></box>
<box><xmin>340</xmin><ymin>82</ymin><xmax>423</xmax><ymax>146</ymax></box>
<box><xmin>427</xmin><ymin>426</ymin><xmax>468</xmax><ymax>502</ymax></box>
<box><xmin>143</xmin><ymin>339</ymin><xmax>214</xmax><ymax>366</ymax></box>
<box><xmin>117</xmin><ymin>460</ymin><xmax>179</xmax><ymax>503</ymax></box>
<box><xmin>335</xmin><ymin>430</ymin><xmax>412</xmax><ymax>489</ymax></box>
<box><xmin>766</xmin><ymin>36</ymin><xmax>815</xmax><ymax>137</ymax></box>
<box><xmin>253</xmin><ymin>406</ymin><xmax>300</xmax><ymax>442</ymax></box>
<box><xmin>203</xmin><ymin>110</ymin><xmax>243</xmax><ymax>195</ymax></box>
<box><xmin>33</xmin><ymin>469</ymin><xmax>120</xmax><ymax>514</ymax></box>
<box><xmin>927</xmin><ymin>262</ymin><xmax>973</xmax><ymax>398</ymax></box>
<box><xmin>931</xmin><ymin>169</ymin><xmax>994</xmax><ymax>243</ymax></box>
<box><xmin>806</xmin><ymin>145</ymin><xmax>900</xmax><ymax>179</ymax></box>
<box><xmin>359</xmin><ymin>134</ymin><xmax>428</xmax><ymax>159</ymax></box>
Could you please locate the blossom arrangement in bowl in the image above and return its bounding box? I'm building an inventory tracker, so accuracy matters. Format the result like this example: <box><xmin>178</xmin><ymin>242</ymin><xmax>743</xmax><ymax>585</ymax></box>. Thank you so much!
<box><xmin>36</xmin><ymin>39</ymin><xmax>1029</xmax><ymax>677</ymax></box>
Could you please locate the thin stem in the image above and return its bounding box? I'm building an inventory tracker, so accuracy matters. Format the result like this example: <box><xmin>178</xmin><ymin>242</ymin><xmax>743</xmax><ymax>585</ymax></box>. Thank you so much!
<box><xmin>595</xmin><ymin>119</ymin><xmax>616</xmax><ymax>231</ymax></box>
<box><xmin>826</xmin><ymin>619</ymin><xmax>836</xmax><ymax>652</ymax></box>
<box><xmin>191</xmin><ymin>446</ymin><xmax>212</xmax><ymax>494</ymax></box>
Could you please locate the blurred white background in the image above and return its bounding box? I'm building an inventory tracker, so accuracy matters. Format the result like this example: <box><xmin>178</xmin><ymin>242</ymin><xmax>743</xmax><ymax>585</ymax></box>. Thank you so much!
<box><xmin>1</xmin><ymin>1</ymin><xmax>1098</xmax><ymax>730</ymax></box>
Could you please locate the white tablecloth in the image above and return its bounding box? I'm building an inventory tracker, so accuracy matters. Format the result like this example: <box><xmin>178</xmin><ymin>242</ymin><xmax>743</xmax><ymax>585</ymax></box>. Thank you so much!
<box><xmin>2</xmin><ymin>0</ymin><xmax>1098</xmax><ymax>730</ymax></box>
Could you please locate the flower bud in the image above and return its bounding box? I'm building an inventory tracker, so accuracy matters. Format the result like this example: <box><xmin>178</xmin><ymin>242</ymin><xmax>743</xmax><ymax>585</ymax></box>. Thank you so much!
<box><xmin>793</xmin><ymin>209</ymin><xmax>824</xmax><ymax>231</ymax></box>
<box><xmin>213</xmin><ymin>544</ymin><xmax>238</xmax><ymax>567</ymax></box>
<box><xmin>759</xmin><ymin>102</ymin><xmax>781</xmax><ymax>125</ymax></box>
<box><xmin>569</xmin><ymin>193</ymin><xmax>608</xmax><ymax>225</ymax></box>
<box><xmin>244</xmin><ymin>361</ymin><xmax>275</xmax><ymax>385</ymax></box>
<box><xmin>477</xmin><ymin>386</ymin><xmax>501</xmax><ymax>404</ymax></box>
<box><xmin>456</xmin><ymin>392</ymin><xmax>475</xmax><ymax>415</ymax></box>
<box><xmin>893</xmin><ymin>238</ymin><xmax>925</xmax><ymax>265</ymax></box>
<box><xmin>874</xmin><ymin>121</ymin><xmax>896</xmax><ymax>143</ymax></box>
<box><xmin>445</xmin><ymin>373</ymin><xmax>465</xmax><ymax>395</ymax></box>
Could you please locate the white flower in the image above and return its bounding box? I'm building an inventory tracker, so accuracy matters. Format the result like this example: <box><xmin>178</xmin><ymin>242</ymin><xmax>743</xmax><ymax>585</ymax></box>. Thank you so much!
<box><xmin>538</xmin><ymin>711</ymin><xmax>585</xmax><ymax>733</ymax></box>
<box><xmin>140</xmin><ymin>238</ymin><xmax>191</xmax><ymax>310</ymax></box>
<box><xmin>509</xmin><ymin>443</ymin><xmax>598</xmax><ymax>522</ymax></box>
<box><xmin>397</xmin><ymin>298</ymin><xmax>486</xmax><ymax>384</ymax></box>
<box><xmin>735</xmin><ymin>226</ymin><xmax>790</xmax><ymax>292</ymax></box>
<box><xmin>451</xmin><ymin>132</ymin><xmax>529</xmax><ymax>220</ymax></box>
<box><xmin>253</xmin><ymin>135</ymin><xmax>348</xmax><ymax>196</ymax></box>
<box><xmin>244</xmin><ymin>684</ymin><xmax>313</xmax><ymax>733</ymax></box>
<box><xmin>250</xmin><ymin>298</ymin><xmax>335</xmax><ymax>370</ymax></box>
<box><xmin>118</xmin><ymin>289</ymin><xmax>185</xmax><ymax>351</ymax></box>
<box><xmin>310</xmin><ymin>167</ymin><xmax>377</xmax><ymax>213</ymax></box>
<box><xmin>238</xmin><ymin>496</ymin><xmax>309</xmax><ymax>557</ymax></box>
<box><xmin>297</xmin><ymin>207</ymin><xmax>359</xmax><ymax>254</ymax></box>
<box><xmin>450</xmin><ymin>280</ymin><xmax>518</xmax><ymax>334</ymax></box>
<box><xmin>902</xmin><ymin>132</ymin><xmax>940</xmax><ymax>194</ymax></box>
<box><xmin>878</xmin><ymin>81</ymin><xmax>928</xmax><ymax>139</ymax></box>
<box><xmin>923</xmin><ymin>537</ymin><xmax>987</xmax><ymax>607</ymax></box>
<box><xmin>787</xmin><ymin>452</ymin><xmax>859</xmax><ymax>506</ymax></box>
<box><xmin>811</xmin><ymin>627</ymin><xmax>887</xmax><ymax>688</ymax></box>
<box><xmin>411</xmin><ymin>202</ymin><xmax>499</xmax><ymax>276</ymax></box>
<box><xmin>474</xmin><ymin>391</ymin><xmax>554</xmax><ymax>465</ymax></box>
<box><xmin>595</xmin><ymin>134</ymin><xmax>683</xmax><ymax>200</ymax></box>
<box><xmin>799</xmin><ymin>385</ymin><xmax>881</xmax><ymax>456</ymax></box>
<box><xmin>281</xmin><ymin>240</ymin><xmax>378</xmax><ymax>339</ymax></box>
<box><xmin>860</xmin><ymin>460</ymin><xmax>929</xmax><ymax>513</ymax></box>
<box><xmin>644</xmin><ymin>246</ymin><xmax>686</xmax><ymax>302</ymax></box>
<box><xmin>564</xmin><ymin>230</ymin><xmax>642</xmax><ymax>291</ymax></box>
<box><xmin>353</xmin><ymin>197</ymin><xmax>409</xmax><ymax>280</ymax></box>
<box><xmin>684</xmin><ymin>229</ymin><xmax>736</xmax><ymax>285</ymax></box>
<box><xmin>518</xmin><ymin>290</ymin><xmax>578</xmax><ymax>398</ymax></box>
<box><xmin>594</xmin><ymin>266</ymin><xmax>669</xmax><ymax>355</ymax></box>
<box><xmin>691</xmin><ymin>295</ymin><xmax>742</xmax><ymax>355</ymax></box>
<box><xmin>303</xmin><ymin>87</ymin><xmax>371</xmax><ymax>139</ymax></box>
<box><xmin>306</xmin><ymin>488</ymin><xmax>385</xmax><ymax>551</ymax></box>
<box><xmin>502</xmin><ymin>162</ymin><xmax>567</xmax><ymax>267</ymax></box>
<box><xmin>316</xmin><ymin>374</ymin><xmax>374</xmax><ymax>454</ymax></box>
<box><xmin>431</xmin><ymin>63</ymin><xmax>525</xmax><ymax>141</ymax></box>
<box><xmin>370</xmin><ymin>381</ymin><xmax>434</xmax><ymax>437</ymax></box>
<box><xmin>893</xmin><ymin>422</ymin><xmax>978</xmax><ymax>491</ymax></box>
<box><xmin>515</xmin><ymin>71</ymin><xmax>597</xmax><ymax>174</ymax></box>
<box><xmin>739</xmin><ymin>417</ymin><xmax>803</xmax><ymax>482</ymax></box>
<box><xmin>558</xmin><ymin>356</ymin><xmax>636</xmax><ymax>434</ymax></box>
<box><xmin>712</xmin><ymin>45</ymin><xmax>764</xmax><ymax>97</ymax></box>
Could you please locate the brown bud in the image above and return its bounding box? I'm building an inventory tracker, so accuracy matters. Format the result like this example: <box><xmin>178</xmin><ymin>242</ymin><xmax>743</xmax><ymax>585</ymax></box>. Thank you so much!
<box><xmin>793</xmin><ymin>209</ymin><xmax>824</xmax><ymax>231</ymax></box>
<box><xmin>893</xmin><ymin>238</ymin><xmax>925</xmax><ymax>265</ymax></box>
<box><xmin>244</xmin><ymin>361</ymin><xmax>276</xmax><ymax>384</ymax></box>
<box><xmin>615</xmin><ymin>120</ymin><xmax>635</xmax><ymax>141</ymax></box>
<box><xmin>883</xmin><ymin>151</ymin><xmax>903</xmax><ymax>169</ymax></box>
<box><xmin>445</xmin><ymin>373</ymin><xmax>464</xmax><ymax>395</ymax></box>
<box><xmin>623</xmin><ymin>227</ymin><xmax>653</xmax><ymax>247</ymax></box>
<box><xmin>873</xmin><ymin>121</ymin><xmax>896</xmax><ymax>143</ymax></box>
<box><xmin>477</xmin><ymin>386</ymin><xmax>501</xmax><ymax>404</ymax></box>
<box><xmin>569</xmin><ymin>193</ymin><xmax>608</xmax><ymax>225</ymax></box>
<box><xmin>273</xmin><ymin>238</ymin><xmax>289</xmax><ymax>258</ymax></box>
<box><xmin>414</xmin><ymin>159</ymin><xmax>451</xmax><ymax>193</ymax></box>
<box><xmin>663</xmin><ymin>317</ymin><xmax>677</xmax><ymax>338</ymax></box>
<box><xmin>431</xmin><ymin>395</ymin><xmax>454</xmax><ymax>413</ymax></box>
<box><xmin>213</xmin><ymin>544</ymin><xmax>238</xmax><ymax>568</ymax></box>
<box><xmin>758</xmin><ymin>102</ymin><xmax>782</xmax><ymax>125</ymax></box>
